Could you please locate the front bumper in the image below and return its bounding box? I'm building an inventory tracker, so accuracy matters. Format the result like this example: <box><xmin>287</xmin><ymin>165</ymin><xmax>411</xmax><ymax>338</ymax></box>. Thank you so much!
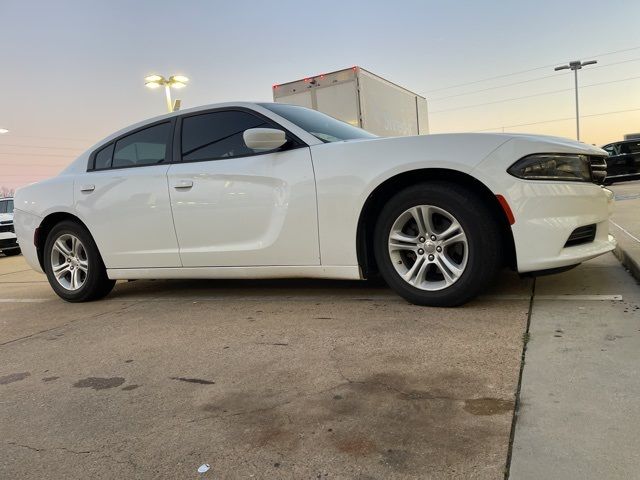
<box><xmin>505</xmin><ymin>182</ymin><xmax>616</xmax><ymax>273</ymax></box>
<box><xmin>0</xmin><ymin>234</ymin><xmax>19</xmax><ymax>250</ymax></box>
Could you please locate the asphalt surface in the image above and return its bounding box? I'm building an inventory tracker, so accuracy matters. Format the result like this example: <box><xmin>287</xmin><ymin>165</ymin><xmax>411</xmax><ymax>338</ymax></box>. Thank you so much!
<box><xmin>0</xmin><ymin>255</ymin><xmax>531</xmax><ymax>479</ymax></box>
<box><xmin>0</xmin><ymin>237</ymin><xmax>638</xmax><ymax>478</ymax></box>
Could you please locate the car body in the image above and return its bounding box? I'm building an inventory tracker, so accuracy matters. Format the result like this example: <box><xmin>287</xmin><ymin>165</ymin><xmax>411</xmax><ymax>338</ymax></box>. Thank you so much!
<box><xmin>0</xmin><ymin>197</ymin><xmax>20</xmax><ymax>256</ymax></box>
<box><xmin>14</xmin><ymin>102</ymin><xmax>616</xmax><ymax>305</ymax></box>
<box><xmin>602</xmin><ymin>140</ymin><xmax>640</xmax><ymax>184</ymax></box>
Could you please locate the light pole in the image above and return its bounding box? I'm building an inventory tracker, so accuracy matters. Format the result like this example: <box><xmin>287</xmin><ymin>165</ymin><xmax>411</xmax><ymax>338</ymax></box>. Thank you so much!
<box><xmin>554</xmin><ymin>60</ymin><xmax>597</xmax><ymax>141</ymax></box>
<box><xmin>144</xmin><ymin>74</ymin><xmax>189</xmax><ymax>112</ymax></box>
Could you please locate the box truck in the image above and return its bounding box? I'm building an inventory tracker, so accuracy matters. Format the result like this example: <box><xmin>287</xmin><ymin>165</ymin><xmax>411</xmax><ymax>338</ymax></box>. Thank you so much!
<box><xmin>272</xmin><ymin>66</ymin><xmax>428</xmax><ymax>137</ymax></box>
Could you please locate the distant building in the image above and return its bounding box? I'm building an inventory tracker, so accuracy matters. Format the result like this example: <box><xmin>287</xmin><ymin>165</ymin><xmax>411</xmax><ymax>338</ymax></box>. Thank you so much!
<box><xmin>624</xmin><ymin>133</ymin><xmax>640</xmax><ymax>140</ymax></box>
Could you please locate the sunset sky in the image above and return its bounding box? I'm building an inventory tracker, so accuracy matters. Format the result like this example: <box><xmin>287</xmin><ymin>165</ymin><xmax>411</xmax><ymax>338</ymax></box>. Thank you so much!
<box><xmin>1</xmin><ymin>0</ymin><xmax>639</xmax><ymax>191</ymax></box>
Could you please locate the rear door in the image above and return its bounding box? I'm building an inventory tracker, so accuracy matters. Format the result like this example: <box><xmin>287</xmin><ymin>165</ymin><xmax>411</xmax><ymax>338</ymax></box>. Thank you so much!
<box><xmin>74</xmin><ymin>120</ymin><xmax>181</xmax><ymax>268</ymax></box>
<box><xmin>167</xmin><ymin>108</ymin><xmax>319</xmax><ymax>267</ymax></box>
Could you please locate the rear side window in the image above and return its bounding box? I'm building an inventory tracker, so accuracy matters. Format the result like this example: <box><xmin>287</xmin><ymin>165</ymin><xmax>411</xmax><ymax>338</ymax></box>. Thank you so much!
<box><xmin>7</xmin><ymin>200</ymin><xmax>13</xmax><ymax>213</ymax></box>
<box><xmin>112</xmin><ymin>122</ymin><xmax>172</xmax><ymax>168</ymax></box>
<box><xmin>94</xmin><ymin>144</ymin><xmax>114</xmax><ymax>170</ymax></box>
<box><xmin>0</xmin><ymin>201</ymin><xmax>6</xmax><ymax>214</ymax></box>
<box><xmin>181</xmin><ymin>111</ymin><xmax>271</xmax><ymax>162</ymax></box>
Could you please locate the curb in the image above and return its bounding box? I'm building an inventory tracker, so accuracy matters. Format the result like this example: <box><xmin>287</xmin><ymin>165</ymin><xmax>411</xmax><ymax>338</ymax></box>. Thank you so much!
<box><xmin>613</xmin><ymin>245</ymin><xmax>640</xmax><ymax>283</ymax></box>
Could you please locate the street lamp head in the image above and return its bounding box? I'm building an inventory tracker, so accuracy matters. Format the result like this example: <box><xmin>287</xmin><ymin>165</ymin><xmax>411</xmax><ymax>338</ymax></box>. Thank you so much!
<box><xmin>0</xmin><ymin>128</ymin><xmax>8</xmax><ymax>134</ymax></box>
<box><xmin>144</xmin><ymin>74</ymin><xmax>166</xmax><ymax>89</ymax></box>
<box><xmin>554</xmin><ymin>65</ymin><xmax>570</xmax><ymax>71</ymax></box>
<box><xmin>144</xmin><ymin>74</ymin><xmax>164</xmax><ymax>83</ymax></box>
<box><xmin>170</xmin><ymin>75</ymin><xmax>189</xmax><ymax>83</ymax></box>
<box><xmin>168</xmin><ymin>75</ymin><xmax>189</xmax><ymax>89</ymax></box>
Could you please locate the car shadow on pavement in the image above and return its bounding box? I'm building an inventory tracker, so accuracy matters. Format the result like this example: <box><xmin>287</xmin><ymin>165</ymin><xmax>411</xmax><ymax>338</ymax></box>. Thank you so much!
<box><xmin>105</xmin><ymin>268</ymin><xmax>532</xmax><ymax>303</ymax></box>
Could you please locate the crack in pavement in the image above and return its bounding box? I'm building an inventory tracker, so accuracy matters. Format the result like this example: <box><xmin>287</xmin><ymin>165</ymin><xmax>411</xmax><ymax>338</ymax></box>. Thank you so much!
<box><xmin>8</xmin><ymin>441</ymin><xmax>90</xmax><ymax>455</ymax></box>
<box><xmin>0</xmin><ymin>296</ymin><xmax>159</xmax><ymax>348</ymax></box>
<box><xmin>7</xmin><ymin>441</ymin><xmax>139</xmax><ymax>470</ymax></box>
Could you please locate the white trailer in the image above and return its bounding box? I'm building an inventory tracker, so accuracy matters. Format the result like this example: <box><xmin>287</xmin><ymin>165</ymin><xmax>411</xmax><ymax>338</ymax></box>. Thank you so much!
<box><xmin>272</xmin><ymin>66</ymin><xmax>428</xmax><ymax>137</ymax></box>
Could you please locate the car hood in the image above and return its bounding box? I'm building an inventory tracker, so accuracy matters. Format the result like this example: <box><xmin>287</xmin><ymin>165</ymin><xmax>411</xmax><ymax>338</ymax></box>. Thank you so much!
<box><xmin>352</xmin><ymin>132</ymin><xmax>606</xmax><ymax>156</ymax></box>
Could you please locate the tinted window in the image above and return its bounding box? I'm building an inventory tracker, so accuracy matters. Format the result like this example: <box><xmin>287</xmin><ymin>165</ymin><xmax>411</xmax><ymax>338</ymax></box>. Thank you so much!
<box><xmin>260</xmin><ymin>103</ymin><xmax>377</xmax><ymax>143</ymax></box>
<box><xmin>94</xmin><ymin>143</ymin><xmax>114</xmax><ymax>170</ymax></box>
<box><xmin>7</xmin><ymin>200</ymin><xmax>13</xmax><ymax>213</ymax></box>
<box><xmin>112</xmin><ymin>123</ymin><xmax>172</xmax><ymax>168</ymax></box>
<box><xmin>181</xmin><ymin>111</ymin><xmax>271</xmax><ymax>161</ymax></box>
<box><xmin>628</xmin><ymin>142</ymin><xmax>640</xmax><ymax>154</ymax></box>
<box><xmin>0</xmin><ymin>201</ymin><xmax>6</xmax><ymax>214</ymax></box>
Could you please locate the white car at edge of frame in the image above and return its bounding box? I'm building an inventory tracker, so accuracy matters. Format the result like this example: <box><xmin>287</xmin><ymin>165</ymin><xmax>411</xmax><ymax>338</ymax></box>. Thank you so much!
<box><xmin>13</xmin><ymin>102</ymin><xmax>615</xmax><ymax>306</ymax></box>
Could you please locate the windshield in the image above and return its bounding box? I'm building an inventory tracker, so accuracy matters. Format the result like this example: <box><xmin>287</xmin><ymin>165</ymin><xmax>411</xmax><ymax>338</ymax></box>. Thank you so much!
<box><xmin>0</xmin><ymin>200</ymin><xmax>13</xmax><ymax>214</ymax></box>
<box><xmin>260</xmin><ymin>103</ymin><xmax>377</xmax><ymax>143</ymax></box>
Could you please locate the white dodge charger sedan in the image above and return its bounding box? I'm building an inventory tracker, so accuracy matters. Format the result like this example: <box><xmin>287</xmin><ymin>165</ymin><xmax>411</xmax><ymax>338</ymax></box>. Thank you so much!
<box><xmin>14</xmin><ymin>102</ymin><xmax>615</xmax><ymax>305</ymax></box>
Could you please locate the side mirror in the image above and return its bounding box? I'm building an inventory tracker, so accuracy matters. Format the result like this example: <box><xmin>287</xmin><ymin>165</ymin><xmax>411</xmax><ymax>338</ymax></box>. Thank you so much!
<box><xmin>243</xmin><ymin>128</ymin><xmax>287</xmax><ymax>152</ymax></box>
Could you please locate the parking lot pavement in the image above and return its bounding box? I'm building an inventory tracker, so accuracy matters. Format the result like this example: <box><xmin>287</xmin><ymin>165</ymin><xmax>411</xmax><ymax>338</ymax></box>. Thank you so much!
<box><xmin>509</xmin><ymin>253</ymin><xmax>640</xmax><ymax>479</ymax></box>
<box><xmin>2</xmin><ymin>247</ymin><xmax>637</xmax><ymax>479</ymax></box>
<box><xmin>609</xmin><ymin>180</ymin><xmax>640</xmax><ymax>280</ymax></box>
<box><xmin>0</xmin><ymin>255</ymin><xmax>533</xmax><ymax>479</ymax></box>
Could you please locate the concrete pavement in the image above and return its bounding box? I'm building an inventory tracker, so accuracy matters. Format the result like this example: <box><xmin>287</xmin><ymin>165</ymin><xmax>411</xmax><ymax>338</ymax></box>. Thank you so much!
<box><xmin>509</xmin><ymin>254</ymin><xmax>640</xmax><ymax>479</ymax></box>
<box><xmin>610</xmin><ymin>180</ymin><xmax>640</xmax><ymax>280</ymax></box>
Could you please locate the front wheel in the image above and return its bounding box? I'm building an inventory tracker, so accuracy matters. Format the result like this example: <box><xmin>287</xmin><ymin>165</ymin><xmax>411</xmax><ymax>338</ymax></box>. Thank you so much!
<box><xmin>373</xmin><ymin>182</ymin><xmax>502</xmax><ymax>307</ymax></box>
<box><xmin>43</xmin><ymin>221</ymin><xmax>115</xmax><ymax>302</ymax></box>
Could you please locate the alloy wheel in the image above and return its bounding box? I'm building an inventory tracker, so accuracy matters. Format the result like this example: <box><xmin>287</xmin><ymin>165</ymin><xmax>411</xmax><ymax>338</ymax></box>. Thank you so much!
<box><xmin>388</xmin><ymin>205</ymin><xmax>468</xmax><ymax>291</ymax></box>
<box><xmin>50</xmin><ymin>233</ymin><xmax>88</xmax><ymax>291</ymax></box>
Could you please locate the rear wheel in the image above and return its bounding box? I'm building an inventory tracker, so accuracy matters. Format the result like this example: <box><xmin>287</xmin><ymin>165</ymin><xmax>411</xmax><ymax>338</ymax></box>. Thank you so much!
<box><xmin>373</xmin><ymin>182</ymin><xmax>502</xmax><ymax>307</ymax></box>
<box><xmin>44</xmin><ymin>221</ymin><xmax>115</xmax><ymax>302</ymax></box>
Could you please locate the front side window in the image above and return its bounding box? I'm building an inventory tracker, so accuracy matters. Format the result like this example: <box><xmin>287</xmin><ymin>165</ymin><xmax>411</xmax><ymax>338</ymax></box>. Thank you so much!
<box><xmin>181</xmin><ymin>111</ymin><xmax>271</xmax><ymax>161</ymax></box>
<box><xmin>112</xmin><ymin>122</ymin><xmax>172</xmax><ymax>168</ymax></box>
<box><xmin>0</xmin><ymin>201</ymin><xmax>6</xmax><ymax>214</ymax></box>
<box><xmin>260</xmin><ymin>103</ymin><xmax>377</xmax><ymax>143</ymax></box>
<box><xmin>6</xmin><ymin>200</ymin><xmax>13</xmax><ymax>213</ymax></box>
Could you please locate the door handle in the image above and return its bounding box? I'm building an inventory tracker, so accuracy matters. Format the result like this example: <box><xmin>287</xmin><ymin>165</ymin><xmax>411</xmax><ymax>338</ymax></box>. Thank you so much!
<box><xmin>173</xmin><ymin>180</ymin><xmax>194</xmax><ymax>189</ymax></box>
<box><xmin>80</xmin><ymin>184</ymin><xmax>95</xmax><ymax>192</ymax></box>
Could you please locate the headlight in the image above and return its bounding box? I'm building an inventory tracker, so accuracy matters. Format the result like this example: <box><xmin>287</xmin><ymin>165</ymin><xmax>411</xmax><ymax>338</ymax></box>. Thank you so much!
<box><xmin>507</xmin><ymin>154</ymin><xmax>592</xmax><ymax>182</ymax></box>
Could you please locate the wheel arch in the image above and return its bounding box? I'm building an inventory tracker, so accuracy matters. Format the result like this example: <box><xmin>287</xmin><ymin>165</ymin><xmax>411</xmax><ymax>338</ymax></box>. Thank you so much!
<box><xmin>35</xmin><ymin>212</ymin><xmax>94</xmax><ymax>271</ymax></box>
<box><xmin>356</xmin><ymin>168</ymin><xmax>516</xmax><ymax>278</ymax></box>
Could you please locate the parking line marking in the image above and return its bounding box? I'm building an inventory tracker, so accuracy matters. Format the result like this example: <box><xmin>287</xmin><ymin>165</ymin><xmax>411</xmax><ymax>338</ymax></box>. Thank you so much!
<box><xmin>536</xmin><ymin>294</ymin><xmax>622</xmax><ymax>301</ymax></box>
<box><xmin>611</xmin><ymin>220</ymin><xmax>640</xmax><ymax>243</ymax></box>
<box><xmin>483</xmin><ymin>294</ymin><xmax>622</xmax><ymax>301</ymax></box>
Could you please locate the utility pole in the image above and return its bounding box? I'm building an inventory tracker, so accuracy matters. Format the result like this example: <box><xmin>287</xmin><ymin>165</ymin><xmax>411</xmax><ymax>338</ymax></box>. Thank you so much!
<box><xmin>554</xmin><ymin>60</ymin><xmax>597</xmax><ymax>141</ymax></box>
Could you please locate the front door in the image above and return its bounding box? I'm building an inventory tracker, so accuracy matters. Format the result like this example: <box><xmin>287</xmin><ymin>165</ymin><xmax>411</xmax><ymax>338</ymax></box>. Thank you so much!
<box><xmin>167</xmin><ymin>109</ymin><xmax>319</xmax><ymax>267</ymax></box>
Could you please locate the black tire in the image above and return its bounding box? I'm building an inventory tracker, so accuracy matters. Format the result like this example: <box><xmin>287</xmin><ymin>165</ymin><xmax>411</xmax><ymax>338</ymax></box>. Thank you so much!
<box><xmin>373</xmin><ymin>182</ymin><xmax>502</xmax><ymax>307</ymax></box>
<box><xmin>43</xmin><ymin>221</ymin><xmax>115</xmax><ymax>302</ymax></box>
<box><xmin>2</xmin><ymin>248</ymin><xmax>21</xmax><ymax>256</ymax></box>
